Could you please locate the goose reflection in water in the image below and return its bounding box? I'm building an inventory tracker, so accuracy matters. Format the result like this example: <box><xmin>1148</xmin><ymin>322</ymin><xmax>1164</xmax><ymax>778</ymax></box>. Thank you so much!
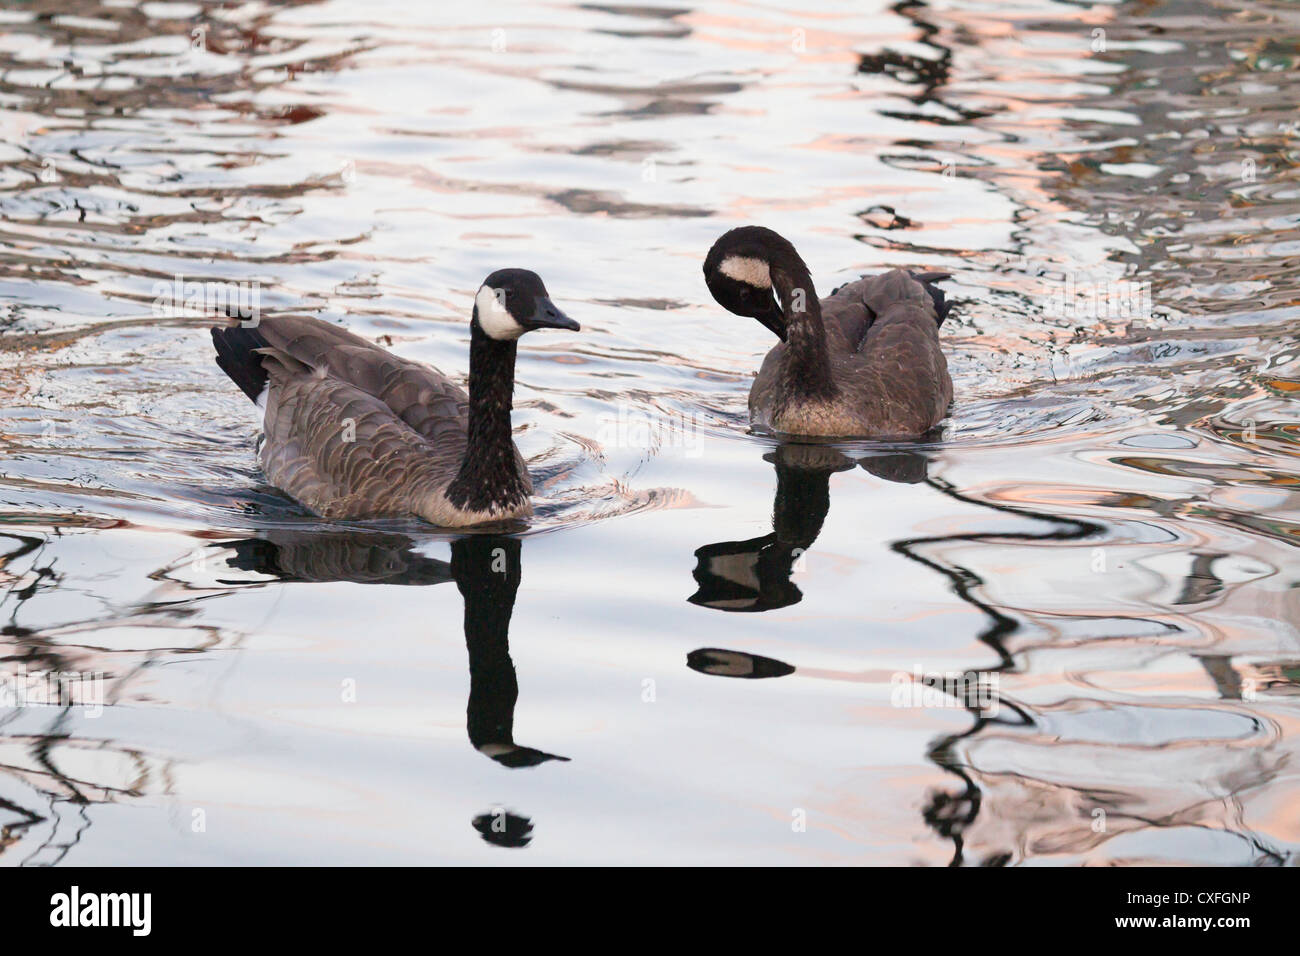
<box><xmin>686</xmin><ymin>443</ymin><xmax>933</xmax><ymax>680</ymax></box>
<box><xmin>684</xmin><ymin>446</ymin><xmax>1121</xmax><ymax>866</ymax></box>
<box><xmin>689</xmin><ymin>444</ymin><xmax>853</xmax><ymax>614</ymax></box>
<box><xmin>449</xmin><ymin>536</ymin><xmax>569</xmax><ymax>770</ymax></box>
<box><xmin>689</xmin><ymin>442</ymin><xmax>932</xmax><ymax>614</ymax></box>
<box><xmin>223</xmin><ymin>529</ymin><xmax>565</xmax><ymax>848</ymax></box>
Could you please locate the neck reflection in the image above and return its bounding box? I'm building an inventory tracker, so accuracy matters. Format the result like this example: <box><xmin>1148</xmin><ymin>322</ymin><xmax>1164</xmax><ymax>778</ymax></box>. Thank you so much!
<box><xmin>689</xmin><ymin>443</ymin><xmax>932</xmax><ymax>614</ymax></box>
<box><xmin>452</xmin><ymin>535</ymin><xmax>568</xmax><ymax>768</ymax></box>
<box><xmin>225</xmin><ymin>528</ymin><xmax>568</xmax><ymax>770</ymax></box>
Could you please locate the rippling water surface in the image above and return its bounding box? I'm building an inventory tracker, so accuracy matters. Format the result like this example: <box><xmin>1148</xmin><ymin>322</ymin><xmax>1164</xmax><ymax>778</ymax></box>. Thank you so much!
<box><xmin>1</xmin><ymin>0</ymin><xmax>1297</xmax><ymax>865</ymax></box>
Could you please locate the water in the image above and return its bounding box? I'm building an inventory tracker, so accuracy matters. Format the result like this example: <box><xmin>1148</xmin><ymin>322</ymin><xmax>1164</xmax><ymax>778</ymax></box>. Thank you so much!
<box><xmin>0</xmin><ymin>0</ymin><xmax>1296</xmax><ymax>865</ymax></box>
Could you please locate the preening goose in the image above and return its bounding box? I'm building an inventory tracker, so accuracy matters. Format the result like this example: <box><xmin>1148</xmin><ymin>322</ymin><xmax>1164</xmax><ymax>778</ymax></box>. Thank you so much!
<box><xmin>703</xmin><ymin>226</ymin><xmax>953</xmax><ymax>438</ymax></box>
<box><xmin>210</xmin><ymin>269</ymin><xmax>578</xmax><ymax>527</ymax></box>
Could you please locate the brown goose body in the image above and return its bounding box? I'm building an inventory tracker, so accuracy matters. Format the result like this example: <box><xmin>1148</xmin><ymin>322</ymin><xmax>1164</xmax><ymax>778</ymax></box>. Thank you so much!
<box><xmin>243</xmin><ymin>315</ymin><xmax>523</xmax><ymax>525</ymax></box>
<box><xmin>750</xmin><ymin>270</ymin><xmax>952</xmax><ymax>438</ymax></box>
<box><xmin>210</xmin><ymin>270</ymin><xmax>577</xmax><ymax>527</ymax></box>
<box><xmin>705</xmin><ymin>227</ymin><xmax>953</xmax><ymax>439</ymax></box>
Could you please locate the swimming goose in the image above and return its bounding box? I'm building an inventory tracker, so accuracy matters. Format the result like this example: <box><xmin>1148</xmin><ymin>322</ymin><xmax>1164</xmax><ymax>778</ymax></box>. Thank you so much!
<box><xmin>210</xmin><ymin>269</ymin><xmax>578</xmax><ymax>527</ymax></box>
<box><xmin>703</xmin><ymin>225</ymin><xmax>953</xmax><ymax>438</ymax></box>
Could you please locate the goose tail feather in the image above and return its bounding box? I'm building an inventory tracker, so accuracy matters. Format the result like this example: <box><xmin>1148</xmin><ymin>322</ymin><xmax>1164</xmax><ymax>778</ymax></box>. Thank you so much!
<box><xmin>210</xmin><ymin>324</ymin><xmax>271</xmax><ymax>403</ymax></box>
<box><xmin>909</xmin><ymin>271</ymin><xmax>953</xmax><ymax>326</ymax></box>
<box><xmin>252</xmin><ymin>346</ymin><xmax>314</xmax><ymax>377</ymax></box>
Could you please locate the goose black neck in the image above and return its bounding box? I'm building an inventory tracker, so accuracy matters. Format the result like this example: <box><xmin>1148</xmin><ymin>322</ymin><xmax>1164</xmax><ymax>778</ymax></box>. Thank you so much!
<box><xmin>446</xmin><ymin>320</ymin><xmax>530</xmax><ymax>513</ymax></box>
<box><xmin>774</xmin><ymin>262</ymin><xmax>837</xmax><ymax>401</ymax></box>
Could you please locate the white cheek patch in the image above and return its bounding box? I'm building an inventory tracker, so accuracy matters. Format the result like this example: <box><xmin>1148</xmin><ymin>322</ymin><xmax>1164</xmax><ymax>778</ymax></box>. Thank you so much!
<box><xmin>719</xmin><ymin>256</ymin><xmax>771</xmax><ymax>289</ymax></box>
<box><xmin>475</xmin><ymin>285</ymin><xmax>525</xmax><ymax>340</ymax></box>
<box><xmin>705</xmin><ymin>552</ymin><xmax>760</xmax><ymax>594</ymax></box>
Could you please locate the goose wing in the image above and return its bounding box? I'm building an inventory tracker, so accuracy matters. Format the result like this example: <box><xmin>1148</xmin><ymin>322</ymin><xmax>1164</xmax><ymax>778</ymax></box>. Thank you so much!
<box><xmin>844</xmin><ymin>270</ymin><xmax>953</xmax><ymax>428</ymax></box>
<box><xmin>820</xmin><ymin>280</ymin><xmax>876</xmax><ymax>353</ymax></box>
<box><xmin>233</xmin><ymin>315</ymin><xmax>472</xmax><ymax>448</ymax></box>
<box><xmin>257</xmin><ymin>351</ymin><xmax>466</xmax><ymax>518</ymax></box>
<box><xmin>212</xmin><ymin>315</ymin><xmax>476</xmax><ymax>518</ymax></box>
<box><xmin>821</xmin><ymin>270</ymin><xmax>952</xmax><ymax>353</ymax></box>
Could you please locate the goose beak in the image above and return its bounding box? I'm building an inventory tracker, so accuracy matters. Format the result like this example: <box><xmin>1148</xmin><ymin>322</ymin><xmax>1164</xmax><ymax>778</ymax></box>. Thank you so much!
<box><xmin>528</xmin><ymin>298</ymin><xmax>580</xmax><ymax>332</ymax></box>
<box><xmin>755</xmin><ymin>304</ymin><xmax>787</xmax><ymax>342</ymax></box>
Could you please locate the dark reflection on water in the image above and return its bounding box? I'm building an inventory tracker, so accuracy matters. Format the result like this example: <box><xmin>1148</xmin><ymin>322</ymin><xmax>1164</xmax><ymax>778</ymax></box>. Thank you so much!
<box><xmin>452</xmin><ymin>537</ymin><xmax>570</xmax><ymax>771</ymax></box>
<box><xmin>687</xmin><ymin>441</ymin><xmax>1111</xmax><ymax>863</ymax></box>
<box><xmin>0</xmin><ymin>0</ymin><xmax>1298</xmax><ymax>864</ymax></box>
<box><xmin>0</xmin><ymin>533</ymin><xmax>150</xmax><ymax>865</ymax></box>
<box><xmin>223</xmin><ymin>529</ymin><xmax>568</xmax><ymax>846</ymax></box>
<box><xmin>690</xmin><ymin>445</ymin><xmax>858</xmax><ymax>613</ymax></box>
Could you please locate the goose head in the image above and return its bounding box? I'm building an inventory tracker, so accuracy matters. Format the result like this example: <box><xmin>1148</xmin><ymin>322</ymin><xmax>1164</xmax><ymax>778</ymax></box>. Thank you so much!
<box><xmin>473</xmin><ymin>268</ymin><xmax>579</xmax><ymax>340</ymax></box>
<box><xmin>444</xmin><ymin>268</ymin><xmax>579</xmax><ymax>524</ymax></box>
<box><xmin>703</xmin><ymin>226</ymin><xmax>808</xmax><ymax>341</ymax></box>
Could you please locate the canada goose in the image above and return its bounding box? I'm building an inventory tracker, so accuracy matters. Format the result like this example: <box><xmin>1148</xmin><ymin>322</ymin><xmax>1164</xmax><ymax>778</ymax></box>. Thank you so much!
<box><xmin>703</xmin><ymin>226</ymin><xmax>953</xmax><ymax>438</ymax></box>
<box><xmin>210</xmin><ymin>269</ymin><xmax>578</xmax><ymax>527</ymax></box>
